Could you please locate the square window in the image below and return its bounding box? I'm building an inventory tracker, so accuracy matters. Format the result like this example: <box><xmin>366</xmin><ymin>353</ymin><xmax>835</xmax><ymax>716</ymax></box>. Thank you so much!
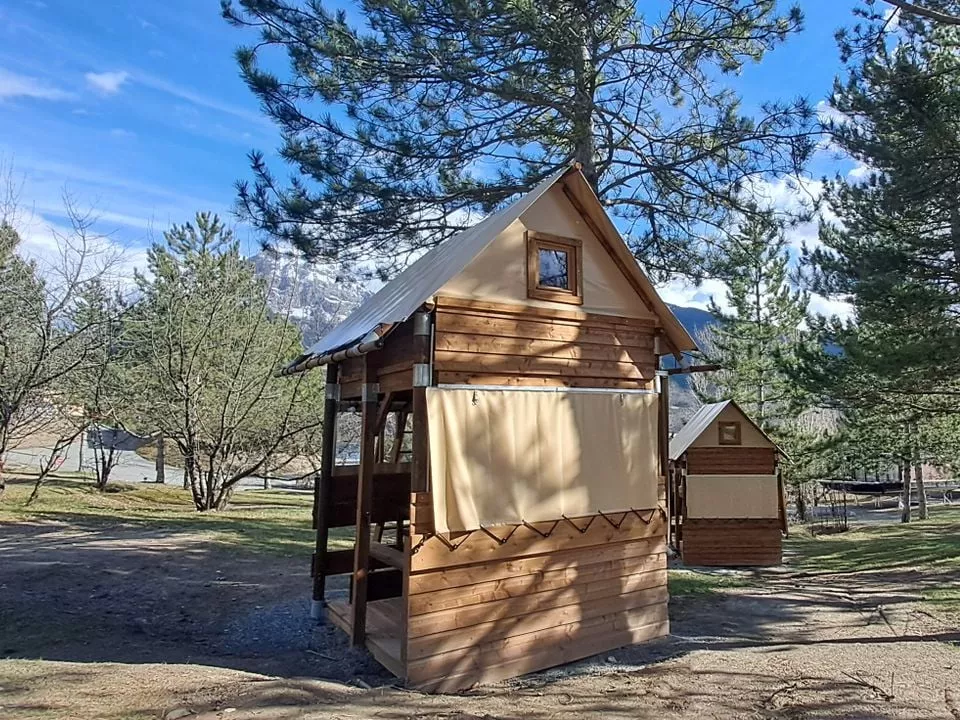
<box><xmin>718</xmin><ymin>421</ymin><xmax>742</xmax><ymax>446</ymax></box>
<box><xmin>538</xmin><ymin>247</ymin><xmax>570</xmax><ymax>289</ymax></box>
<box><xmin>526</xmin><ymin>232</ymin><xmax>583</xmax><ymax>305</ymax></box>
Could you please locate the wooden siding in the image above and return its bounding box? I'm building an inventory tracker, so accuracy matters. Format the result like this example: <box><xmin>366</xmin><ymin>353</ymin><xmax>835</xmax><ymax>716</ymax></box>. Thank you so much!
<box><xmin>405</xmin><ymin>508</ymin><xmax>669</xmax><ymax>692</ymax></box>
<box><xmin>325</xmin><ymin>463</ymin><xmax>411</xmax><ymax>528</ymax></box>
<box><xmin>681</xmin><ymin>517</ymin><xmax>782</xmax><ymax>567</ymax></box>
<box><xmin>433</xmin><ymin>296</ymin><xmax>657</xmax><ymax>389</ymax></box>
<box><xmin>685</xmin><ymin>447</ymin><xmax>778</xmax><ymax>475</ymax></box>
<box><xmin>339</xmin><ymin>318</ymin><xmax>419</xmax><ymax>398</ymax></box>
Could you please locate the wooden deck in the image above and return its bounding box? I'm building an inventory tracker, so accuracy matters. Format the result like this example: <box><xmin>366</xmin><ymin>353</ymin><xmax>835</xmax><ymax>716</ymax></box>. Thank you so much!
<box><xmin>326</xmin><ymin>597</ymin><xmax>405</xmax><ymax>679</ymax></box>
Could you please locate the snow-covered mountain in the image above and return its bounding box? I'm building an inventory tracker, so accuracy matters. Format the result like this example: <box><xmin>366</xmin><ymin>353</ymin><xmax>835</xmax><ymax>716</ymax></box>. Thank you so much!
<box><xmin>252</xmin><ymin>252</ymin><xmax>373</xmax><ymax>350</ymax></box>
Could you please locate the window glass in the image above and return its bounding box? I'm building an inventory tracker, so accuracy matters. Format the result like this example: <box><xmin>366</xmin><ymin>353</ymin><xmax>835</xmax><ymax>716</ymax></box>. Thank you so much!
<box><xmin>538</xmin><ymin>247</ymin><xmax>569</xmax><ymax>289</ymax></box>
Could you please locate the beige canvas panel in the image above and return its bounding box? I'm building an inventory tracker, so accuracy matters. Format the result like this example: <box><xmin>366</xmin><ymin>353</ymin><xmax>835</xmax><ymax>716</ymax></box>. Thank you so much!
<box><xmin>685</xmin><ymin>474</ymin><xmax>780</xmax><ymax>518</ymax></box>
<box><xmin>689</xmin><ymin>404</ymin><xmax>773</xmax><ymax>449</ymax></box>
<box><xmin>438</xmin><ymin>186</ymin><xmax>655</xmax><ymax>319</ymax></box>
<box><xmin>427</xmin><ymin>387</ymin><xmax>659</xmax><ymax>534</ymax></box>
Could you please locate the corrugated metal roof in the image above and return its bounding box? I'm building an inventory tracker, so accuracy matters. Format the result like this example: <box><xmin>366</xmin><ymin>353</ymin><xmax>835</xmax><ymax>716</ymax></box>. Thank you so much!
<box><xmin>669</xmin><ymin>401</ymin><xmax>731</xmax><ymax>460</ymax></box>
<box><xmin>288</xmin><ymin>164</ymin><xmax>698</xmax><ymax>372</ymax></box>
<box><xmin>669</xmin><ymin>399</ymin><xmax>786</xmax><ymax>460</ymax></box>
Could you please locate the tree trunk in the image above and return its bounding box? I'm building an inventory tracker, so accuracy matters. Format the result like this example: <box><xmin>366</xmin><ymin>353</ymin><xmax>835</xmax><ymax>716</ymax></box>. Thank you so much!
<box><xmin>155</xmin><ymin>434</ymin><xmax>166</xmax><ymax>484</ymax></box>
<box><xmin>572</xmin><ymin>30</ymin><xmax>598</xmax><ymax>190</ymax></box>
<box><xmin>795</xmin><ymin>482</ymin><xmax>806</xmax><ymax>522</ymax></box>
<box><xmin>899</xmin><ymin>462</ymin><xmax>911</xmax><ymax>523</ymax></box>
<box><xmin>77</xmin><ymin>434</ymin><xmax>85</xmax><ymax>472</ymax></box>
<box><xmin>263</xmin><ymin>453</ymin><xmax>272</xmax><ymax>490</ymax></box>
<box><xmin>914</xmin><ymin>458</ymin><xmax>927</xmax><ymax>520</ymax></box>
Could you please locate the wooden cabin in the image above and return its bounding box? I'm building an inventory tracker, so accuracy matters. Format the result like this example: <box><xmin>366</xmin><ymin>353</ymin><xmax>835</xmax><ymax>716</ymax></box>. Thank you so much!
<box><xmin>284</xmin><ymin>164</ymin><xmax>697</xmax><ymax>692</ymax></box>
<box><xmin>667</xmin><ymin>401</ymin><xmax>788</xmax><ymax>567</ymax></box>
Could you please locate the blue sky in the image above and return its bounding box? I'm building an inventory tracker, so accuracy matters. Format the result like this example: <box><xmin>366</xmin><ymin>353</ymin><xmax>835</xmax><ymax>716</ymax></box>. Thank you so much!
<box><xmin>0</xmin><ymin>0</ymin><xmax>863</xmax><ymax>309</ymax></box>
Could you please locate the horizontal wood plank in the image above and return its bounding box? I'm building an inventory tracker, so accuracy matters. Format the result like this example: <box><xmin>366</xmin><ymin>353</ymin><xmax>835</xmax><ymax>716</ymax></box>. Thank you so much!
<box><xmin>435</xmin><ymin>332</ymin><xmax>655</xmax><ymax>363</ymax></box>
<box><xmin>408</xmin><ymin>604</ymin><xmax>669</xmax><ymax>692</ymax></box>
<box><xmin>410</xmin><ymin>510</ymin><xmax>666</xmax><ymax>573</ymax></box>
<box><xmin>435</xmin><ymin>371</ymin><xmax>654</xmax><ymax>390</ymax></box>
<box><xmin>434</xmin><ymin>295</ymin><xmax>657</xmax><ymax>329</ymax></box>
<box><xmin>686</xmin><ymin>447</ymin><xmax>778</xmax><ymax>475</ymax></box>
<box><xmin>369</xmin><ymin>541</ymin><xmax>405</xmax><ymax>569</ymax></box>
<box><xmin>408</xmin><ymin>568</ymin><xmax>667</xmax><ymax>638</ymax></box>
<box><xmin>433</xmin><ymin>350</ymin><xmax>653</xmax><ymax>380</ymax></box>
<box><xmin>407</xmin><ymin>585</ymin><xmax>668</xmax><ymax>661</ymax></box>
<box><xmin>409</xmin><ymin>547</ymin><xmax>665</xmax><ymax>614</ymax></box>
<box><xmin>434</xmin><ymin>310</ymin><xmax>656</xmax><ymax>349</ymax></box>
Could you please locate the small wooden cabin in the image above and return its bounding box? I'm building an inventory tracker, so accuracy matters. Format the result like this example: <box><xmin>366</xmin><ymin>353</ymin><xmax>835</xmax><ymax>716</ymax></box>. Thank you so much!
<box><xmin>285</xmin><ymin>164</ymin><xmax>697</xmax><ymax>692</ymax></box>
<box><xmin>667</xmin><ymin>401</ymin><xmax>787</xmax><ymax>567</ymax></box>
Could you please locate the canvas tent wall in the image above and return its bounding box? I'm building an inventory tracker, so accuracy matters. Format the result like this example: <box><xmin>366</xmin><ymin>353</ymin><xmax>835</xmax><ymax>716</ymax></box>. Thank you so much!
<box><xmin>667</xmin><ymin>401</ymin><xmax>787</xmax><ymax>567</ymax></box>
<box><xmin>293</xmin><ymin>164</ymin><xmax>697</xmax><ymax>692</ymax></box>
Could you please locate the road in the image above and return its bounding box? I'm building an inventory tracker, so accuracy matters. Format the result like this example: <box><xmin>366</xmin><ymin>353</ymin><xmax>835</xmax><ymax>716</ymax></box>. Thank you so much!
<box><xmin>4</xmin><ymin>437</ymin><xmax>298</xmax><ymax>491</ymax></box>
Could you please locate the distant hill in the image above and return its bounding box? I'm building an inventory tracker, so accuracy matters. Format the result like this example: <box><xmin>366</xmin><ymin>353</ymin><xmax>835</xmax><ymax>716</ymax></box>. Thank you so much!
<box><xmin>666</xmin><ymin>304</ymin><xmax>715</xmax><ymax>344</ymax></box>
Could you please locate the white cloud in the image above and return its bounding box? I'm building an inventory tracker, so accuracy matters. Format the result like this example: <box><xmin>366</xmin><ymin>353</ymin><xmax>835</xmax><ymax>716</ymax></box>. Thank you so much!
<box><xmin>84</xmin><ymin>70</ymin><xmax>129</xmax><ymax>96</ymax></box>
<box><xmin>815</xmin><ymin>99</ymin><xmax>849</xmax><ymax>128</ymax></box>
<box><xmin>847</xmin><ymin>162</ymin><xmax>872</xmax><ymax>181</ymax></box>
<box><xmin>809</xmin><ymin>292</ymin><xmax>854</xmax><ymax>322</ymax></box>
<box><xmin>109</xmin><ymin>127</ymin><xmax>136</xmax><ymax>139</ymax></box>
<box><xmin>135</xmin><ymin>73</ymin><xmax>272</xmax><ymax>127</ymax></box>
<box><xmin>0</xmin><ymin>68</ymin><xmax>72</xmax><ymax>101</ymax></box>
<box><xmin>655</xmin><ymin>277</ymin><xmax>731</xmax><ymax>314</ymax></box>
<box><xmin>742</xmin><ymin>174</ymin><xmax>829</xmax><ymax>252</ymax></box>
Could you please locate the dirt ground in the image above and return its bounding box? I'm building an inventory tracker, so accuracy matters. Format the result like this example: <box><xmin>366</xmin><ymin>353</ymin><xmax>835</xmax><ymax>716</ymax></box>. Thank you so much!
<box><xmin>1</xmin><ymin>519</ymin><xmax>958</xmax><ymax>720</ymax></box>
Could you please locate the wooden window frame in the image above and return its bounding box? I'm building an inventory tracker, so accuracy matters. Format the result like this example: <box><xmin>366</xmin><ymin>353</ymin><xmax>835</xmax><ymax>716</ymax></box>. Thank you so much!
<box><xmin>525</xmin><ymin>231</ymin><xmax>583</xmax><ymax>306</ymax></box>
<box><xmin>718</xmin><ymin>421</ymin><xmax>742</xmax><ymax>446</ymax></box>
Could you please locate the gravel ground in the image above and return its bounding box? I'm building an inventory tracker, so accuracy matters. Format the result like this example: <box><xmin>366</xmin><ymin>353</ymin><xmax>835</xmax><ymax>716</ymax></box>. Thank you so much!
<box><xmin>1</xmin><ymin>519</ymin><xmax>958</xmax><ymax>720</ymax></box>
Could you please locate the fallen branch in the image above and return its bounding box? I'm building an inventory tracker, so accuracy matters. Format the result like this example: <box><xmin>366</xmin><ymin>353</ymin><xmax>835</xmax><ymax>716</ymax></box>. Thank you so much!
<box><xmin>842</xmin><ymin>671</ymin><xmax>895</xmax><ymax>701</ymax></box>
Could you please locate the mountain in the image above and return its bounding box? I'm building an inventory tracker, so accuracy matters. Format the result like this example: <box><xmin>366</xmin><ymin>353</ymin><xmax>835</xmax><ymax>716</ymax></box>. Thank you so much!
<box><xmin>667</xmin><ymin>304</ymin><xmax>715</xmax><ymax>345</ymax></box>
<box><xmin>251</xmin><ymin>253</ymin><xmax>373</xmax><ymax>349</ymax></box>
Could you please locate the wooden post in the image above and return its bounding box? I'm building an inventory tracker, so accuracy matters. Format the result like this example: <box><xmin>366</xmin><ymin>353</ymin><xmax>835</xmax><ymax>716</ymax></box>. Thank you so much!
<box><xmin>351</xmin><ymin>369</ymin><xmax>379</xmax><ymax>646</ymax></box>
<box><xmin>657</xmin><ymin>371</ymin><xmax>669</xmax><ymax>479</ymax></box>
<box><xmin>411</xmin><ymin>310</ymin><xmax>432</xmax><ymax>493</ymax></box>
<box><xmin>311</xmin><ymin>363</ymin><xmax>339</xmax><ymax>620</ymax></box>
<box><xmin>390</xmin><ymin>411</ymin><xmax>408</xmax><ymax>464</ymax></box>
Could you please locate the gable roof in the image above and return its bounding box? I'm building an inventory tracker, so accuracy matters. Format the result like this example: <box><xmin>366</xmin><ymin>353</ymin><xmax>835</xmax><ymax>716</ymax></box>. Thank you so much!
<box><xmin>284</xmin><ymin>165</ymin><xmax>697</xmax><ymax>374</ymax></box>
<box><xmin>669</xmin><ymin>400</ymin><xmax>785</xmax><ymax>460</ymax></box>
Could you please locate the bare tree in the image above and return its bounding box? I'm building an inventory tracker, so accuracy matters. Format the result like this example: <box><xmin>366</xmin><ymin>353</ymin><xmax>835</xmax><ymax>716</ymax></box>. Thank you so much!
<box><xmin>0</xmin><ymin>166</ymin><xmax>126</xmax><ymax>498</ymax></box>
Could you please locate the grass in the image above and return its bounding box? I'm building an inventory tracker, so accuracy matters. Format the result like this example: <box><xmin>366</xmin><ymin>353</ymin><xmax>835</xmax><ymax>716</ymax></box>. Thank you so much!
<box><xmin>922</xmin><ymin>587</ymin><xmax>960</xmax><ymax>613</ymax></box>
<box><xmin>787</xmin><ymin>505</ymin><xmax>960</xmax><ymax>575</ymax></box>
<box><xmin>0</xmin><ymin>476</ymin><xmax>353</xmax><ymax>555</ymax></box>
<box><xmin>669</xmin><ymin>569</ymin><xmax>750</xmax><ymax>596</ymax></box>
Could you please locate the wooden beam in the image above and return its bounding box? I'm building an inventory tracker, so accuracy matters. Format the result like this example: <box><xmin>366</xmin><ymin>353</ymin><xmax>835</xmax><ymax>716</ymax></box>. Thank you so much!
<box><xmin>351</xmin><ymin>368</ymin><xmax>379</xmax><ymax>646</ymax></box>
<box><xmin>658</xmin><ymin>372</ymin><xmax>669</xmax><ymax>478</ymax></box>
<box><xmin>666</xmin><ymin>364</ymin><xmax>720</xmax><ymax>376</ymax></box>
<box><xmin>411</xmin><ymin>311</ymin><xmax>432</xmax><ymax>493</ymax></box>
<box><xmin>369</xmin><ymin>540</ymin><xmax>405</xmax><ymax>569</ymax></box>
<box><xmin>390</xmin><ymin>411</ymin><xmax>409</xmax><ymax>464</ymax></box>
<box><xmin>312</xmin><ymin>363</ymin><xmax>340</xmax><ymax>615</ymax></box>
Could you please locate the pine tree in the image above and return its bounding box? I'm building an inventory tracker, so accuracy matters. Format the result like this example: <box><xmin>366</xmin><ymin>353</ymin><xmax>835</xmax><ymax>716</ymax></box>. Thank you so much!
<box><xmin>222</xmin><ymin>0</ymin><xmax>815</xmax><ymax>278</ymax></box>
<box><xmin>123</xmin><ymin>213</ymin><xmax>326</xmax><ymax>511</ymax></box>
<box><xmin>796</xmin><ymin>7</ymin><xmax>960</xmax><ymax>520</ymax></box>
<box><xmin>805</xmin><ymin>8</ymin><xmax>960</xmax><ymax>408</ymax></box>
<box><xmin>696</xmin><ymin>211</ymin><xmax>812</xmax><ymax>440</ymax></box>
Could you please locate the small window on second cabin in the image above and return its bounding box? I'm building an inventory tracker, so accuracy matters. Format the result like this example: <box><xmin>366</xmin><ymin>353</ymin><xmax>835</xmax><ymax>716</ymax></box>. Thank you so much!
<box><xmin>718</xmin><ymin>421</ymin><xmax>742</xmax><ymax>446</ymax></box>
<box><xmin>526</xmin><ymin>231</ymin><xmax>583</xmax><ymax>305</ymax></box>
